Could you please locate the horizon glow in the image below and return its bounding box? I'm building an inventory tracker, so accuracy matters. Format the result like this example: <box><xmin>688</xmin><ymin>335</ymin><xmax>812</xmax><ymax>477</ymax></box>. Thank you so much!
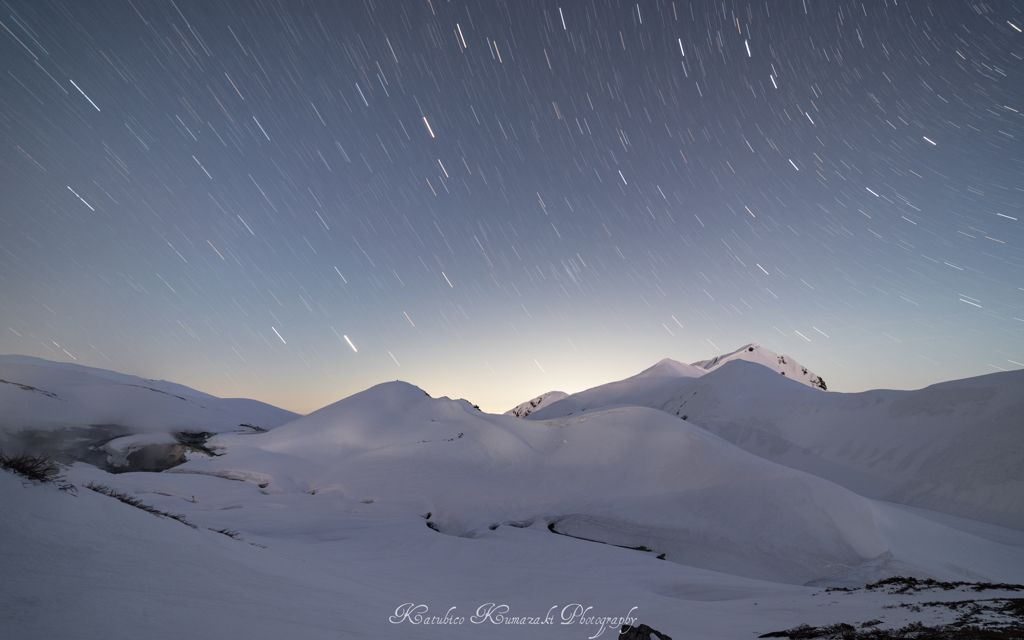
<box><xmin>0</xmin><ymin>1</ymin><xmax>1021</xmax><ymax>414</ymax></box>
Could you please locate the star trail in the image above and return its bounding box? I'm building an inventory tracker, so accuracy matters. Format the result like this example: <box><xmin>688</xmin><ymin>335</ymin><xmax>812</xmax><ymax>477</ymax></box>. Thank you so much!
<box><xmin>1</xmin><ymin>1</ymin><xmax>1022</xmax><ymax>412</ymax></box>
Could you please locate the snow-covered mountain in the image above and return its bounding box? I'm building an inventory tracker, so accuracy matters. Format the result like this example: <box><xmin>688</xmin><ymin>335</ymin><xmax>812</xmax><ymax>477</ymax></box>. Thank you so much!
<box><xmin>0</xmin><ymin>354</ymin><xmax>298</xmax><ymax>471</ymax></box>
<box><xmin>659</xmin><ymin>361</ymin><xmax>1024</xmax><ymax>530</ymax></box>
<box><xmin>3</xmin><ymin>353</ymin><xmax>1023</xmax><ymax>639</ymax></box>
<box><xmin>528</xmin><ymin>353</ymin><xmax>1024</xmax><ymax>530</ymax></box>
<box><xmin>692</xmin><ymin>342</ymin><xmax>827</xmax><ymax>390</ymax></box>
<box><xmin>503</xmin><ymin>390</ymin><xmax>569</xmax><ymax>417</ymax></box>
<box><xmin>507</xmin><ymin>343</ymin><xmax>822</xmax><ymax>424</ymax></box>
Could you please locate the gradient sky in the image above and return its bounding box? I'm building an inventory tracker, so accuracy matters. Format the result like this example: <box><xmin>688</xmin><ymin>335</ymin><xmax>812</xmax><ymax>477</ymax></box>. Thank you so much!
<box><xmin>1</xmin><ymin>0</ymin><xmax>1022</xmax><ymax>414</ymax></box>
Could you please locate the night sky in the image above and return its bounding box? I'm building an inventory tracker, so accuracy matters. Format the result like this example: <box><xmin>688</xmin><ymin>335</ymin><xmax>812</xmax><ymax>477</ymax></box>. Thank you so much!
<box><xmin>1</xmin><ymin>0</ymin><xmax>1022</xmax><ymax>414</ymax></box>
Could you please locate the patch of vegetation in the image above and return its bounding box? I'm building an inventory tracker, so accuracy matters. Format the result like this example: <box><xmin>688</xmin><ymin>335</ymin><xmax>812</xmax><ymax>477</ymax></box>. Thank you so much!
<box><xmin>1</xmin><ymin>449</ymin><xmax>62</xmax><ymax>481</ymax></box>
<box><xmin>760</xmin><ymin>578</ymin><xmax>1024</xmax><ymax>639</ymax></box>
<box><xmin>0</xmin><ymin>379</ymin><xmax>61</xmax><ymax>399</ymax></box>
<box><xmin>759</xmin><ymin>619</ymin><xmax>1024</xmax><ymax>639</ymax></box>
<box><xmin>123</xmin><ymin>383</ymin><xmax>190</xmax><ymax>403</ymax></box>
<box><xmin>418</xmin><ymin>432</ymin><xmax>464</xmax><ymax>443</ymax></box>
<box><xmin>865</xmin><ymin>577</ymin><xmax>1024</xmax><ymax>595</ymax></box>
<box><xmin>759</xmin><ymin>623</ymin><xmax>853</xmax><ymax>639</ymax></box>
<box><xmin>83</xmin><ymin>482</ymin><xmax>197</xmax><ymax>529</ymax></box>
<box><xmin>0</xmin><ymin>449</ymin><xmax>76</xmax><ymax>493</ymax></box>
<box><xmin>208</xmin><ymin>525</ymin><xmax>264</xmax><ymax>547</ymax></box>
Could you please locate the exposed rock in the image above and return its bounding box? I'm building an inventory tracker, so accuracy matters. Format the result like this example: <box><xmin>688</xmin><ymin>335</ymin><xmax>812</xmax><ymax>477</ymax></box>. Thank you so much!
<box><xmin>620</xmin><ymin>623</ymin><xmax>672</xmax><ymax>640</ymax></box>
<box><xmin>122</xmin><ymin>443</ymin><xmax>188</xmax><ymax>472</ymax></box>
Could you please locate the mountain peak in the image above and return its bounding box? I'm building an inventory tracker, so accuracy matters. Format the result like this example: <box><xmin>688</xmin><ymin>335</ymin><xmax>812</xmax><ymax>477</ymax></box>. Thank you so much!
<box><xmin>691</xmin><ymin>343</ymin><xmax>826</xmax><ymax>391</ymax></box>
<box><xmin>631</xmin><ymin>357</ymin><xmax>707</xmax><ymax>380</ymax></box>
<box><xmin>504</xmin><ymin>390</ymin><xmax>569</xmax><ymax>418</ymax></box>
<box><xmin>510</xmin><ymin>342</ymin><xmax>827</xmax><ymax>421</ymax></box>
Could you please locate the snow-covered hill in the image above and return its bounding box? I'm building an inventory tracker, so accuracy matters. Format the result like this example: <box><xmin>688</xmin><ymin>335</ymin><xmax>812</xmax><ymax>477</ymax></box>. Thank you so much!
<box><xmin>0</xmin><ymin>355</ymin><xmax>299</xmax><ymax>471</ymax></box>
<box><xmin>170</xmin><ymin>379</ymin><xmax>1024</xmax><ymax>586</ymax></box>
<box><xmin>661</xmin><ymin>361</ymin><xmax>1024</xmax><ymax>530</ymax></box>
<box><xmin>503</xmin><ymin>390</ymin><xmax>569</xmax><ymax>417</ymax></box>
<box><xmin>528</xmin><ymin>354</ymin><xmax>1024</xmax><ymax>530</ymax></box>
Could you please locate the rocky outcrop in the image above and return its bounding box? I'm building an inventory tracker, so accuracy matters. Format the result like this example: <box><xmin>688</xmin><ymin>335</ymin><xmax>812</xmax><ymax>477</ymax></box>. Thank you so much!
<box><xmin>620</xmin><ymin>623</ymin><xmax>672</xmax><ymax>640</ymax></box>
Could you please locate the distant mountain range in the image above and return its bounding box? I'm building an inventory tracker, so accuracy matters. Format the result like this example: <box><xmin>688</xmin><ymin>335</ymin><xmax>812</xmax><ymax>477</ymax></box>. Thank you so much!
<box><xmin>505</xmin><ymin>344</ymin><xmax>824</xmax><ymax>421</ymax></box>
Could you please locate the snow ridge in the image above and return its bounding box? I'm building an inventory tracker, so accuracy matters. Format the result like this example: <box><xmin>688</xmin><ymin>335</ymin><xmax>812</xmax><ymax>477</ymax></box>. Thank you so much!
<box><xmin>0</xmin><ymin>355</ymin><xmax>299</xmax><ymax>472</ymax></box>
<box><xmin>507</xmin><ymin>344</ymin><xmax>823</xmax><ymax>423</ymax></box>
<box><xmin>692</xmin><ymin>343</ymin><xmax>826</xmax><ymax>390</ymax></box>
<box><xmin>504</xmin><ymin>390</ymin><xmax>569</xmax><ymax>418</ymax></box>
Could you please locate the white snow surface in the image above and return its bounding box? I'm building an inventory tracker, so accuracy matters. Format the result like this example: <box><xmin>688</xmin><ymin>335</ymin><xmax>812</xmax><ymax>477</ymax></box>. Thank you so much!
<box><xmin>176</xmin><ymin>383</ymin><xmax>897</xmax><ymax>585</ymax></box>
<box><xmin>529</xmin><ymin>357</ymin><xmax>1024</xmax><ymax>530</ymax></box>
<box><xmin>3</xmin><ymin>352</ymin><xmax>1024</xmax><ymax>639</ymax></box>
<box><xmin>14</xmin><ymin>466</ymin><xmax>1023</xmax><ymax>640</ymax></box>
<box><xmin>168</xmin><ymin>380</ymin><xmax>1024</xmax><ymax>584</ymax></box>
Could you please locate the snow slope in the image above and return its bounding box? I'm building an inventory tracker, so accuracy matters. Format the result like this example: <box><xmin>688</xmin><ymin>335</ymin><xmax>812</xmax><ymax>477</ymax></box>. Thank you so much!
<box><xmin>0</xmin><ymin>355</ymin><xmax>299</xmax><ymax>469</ymax></box>
<box><xmin>511</xmin><ymin>358</ymin><xmax>707</xmax><ymax>421</ymax></box>
<box><xmin>173</xmin><ymin>380</ymin><xmax>1024</xmax><ymax>586</ymax></box>
<box><xmin>530</xmin><ymin>357</ymin><xmax>1024</xmax><ymax>530</ymax></box>
<box><xmin>3</xmin><ymin>357</ymin><xmax>1024</xmax><ymax>639</ymax></box>
<box><xmin>504</xmin><ymin>391</ymin><xmax>569</xmax><ymax>417</ymax></box>
<box><xmin>661</xmin><ymin>361</ymin><xmax>1024</xmax><ymax>531</ymax></box>
<box><xmin>14</xmin><ymin>466</ymin><xmax>1024</xmax><ymax>640</ymax></box>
